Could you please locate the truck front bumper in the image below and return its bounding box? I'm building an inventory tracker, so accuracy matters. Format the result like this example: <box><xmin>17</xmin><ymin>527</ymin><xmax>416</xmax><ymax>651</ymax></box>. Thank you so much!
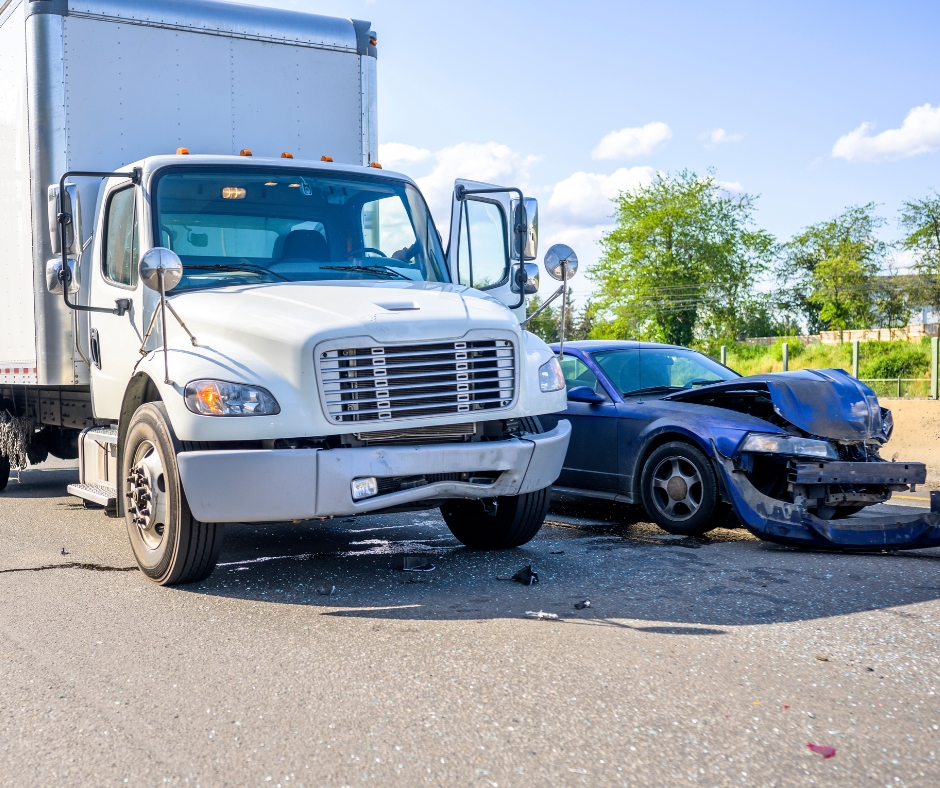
<box><xmin>177</xmin><ymin>421</ymin><xmax>571</xmax><ymax>522</ymax></box>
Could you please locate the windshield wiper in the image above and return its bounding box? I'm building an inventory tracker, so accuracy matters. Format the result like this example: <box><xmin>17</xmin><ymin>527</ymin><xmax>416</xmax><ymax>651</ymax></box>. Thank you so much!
<box><xmin>622</xmin><ymin>385</ymin><xmax>681</xmax><ymax>397</ymax></box>
<box><xmin>184</xmin><ymin>264</ymin><xmax>290</xmax><ymax>281</ymax></box>
<box><xmin>320</xmin><ymin>264</ymin><xmax>409</xmax><ymax>280</ymax></box>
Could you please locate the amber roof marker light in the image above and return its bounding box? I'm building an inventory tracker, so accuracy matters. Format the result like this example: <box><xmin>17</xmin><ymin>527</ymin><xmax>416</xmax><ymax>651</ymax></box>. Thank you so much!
<box><xmin>370</xmin><ymin>162</ymin><xmax>382</xmax><ymax>169</ymax></box>
<box><xmin>281</xmin><ymin>152</ymin><xmax>293</xmax><ymax>159</ymax></box>
<box><xmin>320</xmin><ymin>155</ymin><xmax>333</xmax><ymax>162</ymax></box>
<box><xmin>239</xmin><ymin>149</ymin><xmax>252</xmax><ymax>157</ymax></box>
<box><xmin>176</xmin><ymin>147</ymin><xmax>189</xmax><ymax>155</ymax></box>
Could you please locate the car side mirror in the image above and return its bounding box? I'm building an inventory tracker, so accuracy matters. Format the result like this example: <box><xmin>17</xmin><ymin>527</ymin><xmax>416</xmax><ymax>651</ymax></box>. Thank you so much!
<box><xmin>567</xmin><ymin>385</ymin><xmax>605</xmax><ymax>404</ymax></box>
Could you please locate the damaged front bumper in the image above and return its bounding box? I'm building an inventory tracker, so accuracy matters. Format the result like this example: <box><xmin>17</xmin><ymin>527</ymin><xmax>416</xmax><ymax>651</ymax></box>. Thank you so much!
<box><xmin>177</xmin><ymin>421</ymin><xmax>571</xmax><ymax>523</ymax></box>
<box><xmin>716</xmin><ymin>457</ymin><xmax>940</xmax><ymax>550</ymax></box>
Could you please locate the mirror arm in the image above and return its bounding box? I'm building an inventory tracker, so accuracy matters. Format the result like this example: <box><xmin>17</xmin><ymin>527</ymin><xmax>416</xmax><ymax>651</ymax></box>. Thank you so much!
<box><xmin>57</xmin><ymin>168</ymin><xmax>141</xmax><ymax>317</ymax></box>
<box><xmin>520</xmin><ymin>282</ymin><xmax>565</xmax><ymax>327</ymax></box>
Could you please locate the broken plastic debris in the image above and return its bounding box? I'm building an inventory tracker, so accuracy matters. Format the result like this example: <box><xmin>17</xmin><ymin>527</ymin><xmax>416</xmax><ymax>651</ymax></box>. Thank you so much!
<box><xmin>402</xmin><ymin>557</ymin><xmax>435</xmax><ymax>572</ymax></box>
<box><xmin>783</xmin><ymin>705</ymin><xmax>790</xmax><ymax>709</ymax></box>
<box><xmin>574</xmin><ymin>600</ymin><xmax>591</xmax><ymax>610</ymax></box>
<box><xmin>807</xmin><ymin>743</ymin><xmax>836</xmax><ymax>759</ymax></box>
<box><xmin>61</xmin><ymin>548</ymin><xmax>69</xmax><ymax>556</ymax></box>
<box><xmin>814</xmin><ymin>655</ymin><xmax>829</xmax><ymax>662</ymax></box>
<box><xmin>525</xmin><ymin>610</ymin><xmax>558</xmax><ymax>620</ymax></box>
<box><xmin>316</xmin><ymin>586</ymin><xmax>336</xmax><ymax>597</ymax></box>
<box><xmin>512</xmin><ymin>565</ymin><xmax>539</xmax><ymax>586</ymax></box>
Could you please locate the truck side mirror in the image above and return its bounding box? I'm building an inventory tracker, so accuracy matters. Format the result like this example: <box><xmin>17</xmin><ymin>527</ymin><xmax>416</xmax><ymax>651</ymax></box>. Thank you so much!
<box><xmin>48</xmin><ymin>184</ymin><xmax>83</xmax><ymax>256</ymax></box>
<box><xmin>511</xmin><ymin>197</ymin><xmax>538</xmax><ymax>260</ymax></box>
<box><xmin>510</xmin><ymin>263</ymin><xmax>539</xmax><ymax>295</ymax></box>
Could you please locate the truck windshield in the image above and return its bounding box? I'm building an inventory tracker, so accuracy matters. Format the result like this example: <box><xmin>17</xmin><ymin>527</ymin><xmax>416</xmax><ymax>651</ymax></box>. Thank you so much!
<box><xmin>152</xmin><ymin>167</ymin><xmax>449</xmax><ymax>291</ymax></box>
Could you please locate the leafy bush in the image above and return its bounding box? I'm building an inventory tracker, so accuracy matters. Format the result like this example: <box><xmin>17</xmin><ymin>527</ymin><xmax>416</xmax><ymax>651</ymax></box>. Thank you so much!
<box><xmin>859</xmin><ymin>342</ymin><xmax>930</xmax><ymax>379</ymax></box>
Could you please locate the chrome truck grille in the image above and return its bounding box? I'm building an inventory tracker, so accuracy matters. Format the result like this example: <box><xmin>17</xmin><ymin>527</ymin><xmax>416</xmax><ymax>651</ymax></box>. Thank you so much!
<box><xmin>317</xmin><ymin>340</ymin><xmax>516</xmax><ymax>423</ymax></box>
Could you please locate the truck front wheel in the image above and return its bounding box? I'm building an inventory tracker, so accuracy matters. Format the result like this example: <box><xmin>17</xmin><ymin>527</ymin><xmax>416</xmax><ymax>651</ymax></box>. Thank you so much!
<box><xmin>122</xmin><ymin>403</ymin><xmax>224</xmax><ymax>585</ymax></box>
<box><xmin>439</xmin><ymin>417</ymin><xmax>550</xmax><ymax>550</ymax></box>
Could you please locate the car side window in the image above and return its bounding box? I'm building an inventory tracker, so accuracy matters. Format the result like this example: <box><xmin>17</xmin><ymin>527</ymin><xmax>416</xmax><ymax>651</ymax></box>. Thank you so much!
<box><xmin>558</xmin><ymin>355</ymin><xmax>600</xmax><ymax>392</ymax></box>
<box><xmin>103</xmin><ymin>186</ymin><xmax>139</xmax><ymax>287</ymax></box>
<box><xmin>457</xmin><ymin>199</ymin><xmax>508</xmax><ymax>289</ymax></box>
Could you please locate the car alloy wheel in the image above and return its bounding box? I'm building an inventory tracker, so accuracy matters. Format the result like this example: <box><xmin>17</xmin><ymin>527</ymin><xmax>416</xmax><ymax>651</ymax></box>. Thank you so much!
<box><xmin>649</xmin><ymin>455</ymin><xmax>703</xmax><ymax>522</ymax></box>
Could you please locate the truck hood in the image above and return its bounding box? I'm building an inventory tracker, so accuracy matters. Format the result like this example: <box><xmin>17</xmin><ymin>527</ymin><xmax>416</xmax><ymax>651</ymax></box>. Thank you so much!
<box><xmin>165</xmin><ymin>280</ymin><xmax>519</xmax><ymax>347</ymax></box>
<box><xmin>664</xmin><ymin>368</ymin><xmax>886</xmax><ymax>441</ymax></box>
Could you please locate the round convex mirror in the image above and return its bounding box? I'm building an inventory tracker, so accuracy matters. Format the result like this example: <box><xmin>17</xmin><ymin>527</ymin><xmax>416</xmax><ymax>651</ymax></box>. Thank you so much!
<box><xmin>543</xmin><ymin>244</ymin><xmax>578</xmax><ymax>281</ymax></box>
<box><xmin>139</xmin><ymin>247</ymin><xmax>183</xmax><ymax>292</ymax></box>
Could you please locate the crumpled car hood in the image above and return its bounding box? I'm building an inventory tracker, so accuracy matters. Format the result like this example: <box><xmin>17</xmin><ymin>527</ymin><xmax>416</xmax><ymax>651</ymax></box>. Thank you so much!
<box><xmin>664</xmin><ymin>368</ymin><xmax>885</xmax><ymax>441</ymax></box>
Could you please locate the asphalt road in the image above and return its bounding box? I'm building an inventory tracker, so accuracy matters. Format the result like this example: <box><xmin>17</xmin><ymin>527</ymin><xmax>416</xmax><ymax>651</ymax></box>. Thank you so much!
<box><xmin>2</xmin><ymin>463</ymin><xmax>940</xmax><ymax>787</ymax></box>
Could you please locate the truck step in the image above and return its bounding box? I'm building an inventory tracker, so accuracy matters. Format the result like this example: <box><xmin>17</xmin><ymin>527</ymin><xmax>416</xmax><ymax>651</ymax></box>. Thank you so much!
<box><xmin>67</xmin><ymin>483</ymin><xmax>117</xmax><ymax>508</ymax></box>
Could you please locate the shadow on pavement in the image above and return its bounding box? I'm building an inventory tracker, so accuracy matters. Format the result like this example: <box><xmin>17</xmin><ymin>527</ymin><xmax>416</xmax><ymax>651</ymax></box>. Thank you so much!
<box><xmin>0</xmin><ymin>467</ymin><xmax>79</xmax><ymax>498</ymax></box>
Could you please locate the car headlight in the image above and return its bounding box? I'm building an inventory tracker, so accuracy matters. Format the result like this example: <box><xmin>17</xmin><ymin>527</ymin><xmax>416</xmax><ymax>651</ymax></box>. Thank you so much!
<box><xmin>739</xmin><ymin>433</ymin><xmax>838</xmax><ymax>459</ymax></box>
<box><xmin>538</xmin><ymin>357</ymin><xmax>565</xmax><ymax>392</ymax></box>
<box><xmin>184</xmin><ymin>380</ymin><xmax>280</xmax><ymax>416</ymax></box>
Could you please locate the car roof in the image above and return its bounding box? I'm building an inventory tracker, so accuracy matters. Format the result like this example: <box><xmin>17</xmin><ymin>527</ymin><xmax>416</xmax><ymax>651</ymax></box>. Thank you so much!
<box><xmin>548</xmin><ymin>340</ymin><xmax>690</xmax><ymax>352</ymax></box>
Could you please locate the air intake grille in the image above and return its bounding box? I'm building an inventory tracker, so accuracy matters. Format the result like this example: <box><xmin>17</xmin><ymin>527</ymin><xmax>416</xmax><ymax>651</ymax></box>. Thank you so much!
<box><xmin>318</xmin><ymin>340</ymin><xmax>515</xmax><ymax>423</ymax></box>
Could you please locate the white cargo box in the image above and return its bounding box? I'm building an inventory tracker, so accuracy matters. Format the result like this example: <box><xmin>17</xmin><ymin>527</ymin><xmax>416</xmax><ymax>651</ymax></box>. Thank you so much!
<box><xmin>0</xmin><ymin>0</ymin><xmax>377</xmax><ymax>386</ymax></box>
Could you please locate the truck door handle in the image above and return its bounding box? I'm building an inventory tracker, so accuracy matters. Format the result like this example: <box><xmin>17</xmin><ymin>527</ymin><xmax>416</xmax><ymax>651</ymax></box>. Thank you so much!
<box><xmin>90</xmin><ymin>328</ymin><xmax>102</xmax><ymax>369</ymax></box>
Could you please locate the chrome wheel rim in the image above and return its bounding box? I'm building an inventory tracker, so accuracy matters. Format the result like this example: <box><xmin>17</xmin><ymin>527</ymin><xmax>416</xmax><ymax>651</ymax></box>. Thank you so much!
<box><xmin>126</xmin><ymin>440</ymin><xmax>168</xmax><ymax>550</ymax></box>
<box><xmin>650</xmin><ymin>455</ymin><xmax>703</xmax><ymax>522</ymax></box>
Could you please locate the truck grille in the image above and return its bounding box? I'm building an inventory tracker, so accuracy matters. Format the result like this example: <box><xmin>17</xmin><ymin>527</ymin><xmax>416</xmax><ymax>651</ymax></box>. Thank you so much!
<box><xmin>318</xmin><ymin>340</ymin><xmax>515</xmax><ymax>423</ymax></box>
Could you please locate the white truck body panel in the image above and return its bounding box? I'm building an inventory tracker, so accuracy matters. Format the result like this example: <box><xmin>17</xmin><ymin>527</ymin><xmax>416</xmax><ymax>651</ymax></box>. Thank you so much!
<box><xmin>0</xmin><ymin>0</ymin><xmax>377</xmax><ymax>385</ymax></box>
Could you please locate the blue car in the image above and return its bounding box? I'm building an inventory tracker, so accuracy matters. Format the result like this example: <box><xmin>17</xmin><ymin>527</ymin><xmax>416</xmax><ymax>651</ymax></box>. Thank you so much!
<box><xmin>539</xmin><ymin>340</ymin><xmax>940</xmax><ymax>550</ymax></box>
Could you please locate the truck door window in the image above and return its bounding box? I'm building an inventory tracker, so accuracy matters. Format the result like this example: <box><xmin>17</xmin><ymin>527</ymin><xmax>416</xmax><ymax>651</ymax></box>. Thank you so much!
<box><xmin>457</xmin><ymin>199</ymin><xmax>508</xmax><ymax>289</ymax></box>
<box><xmin>103</xmin><ymin>186</ymin><xmax>139</xmax><ymax>288</ymax></box>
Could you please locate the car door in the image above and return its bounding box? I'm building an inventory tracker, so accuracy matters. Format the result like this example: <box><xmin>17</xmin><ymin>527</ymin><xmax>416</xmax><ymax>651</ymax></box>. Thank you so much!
<box><xmin>539</xmin><ymin>353</ymin><xmax>621</xmax><ymax>493</ymax></box>
<box><xmin>87</xmin><ymin>180</ymin><xmax>146</xmax><ymax>420</ymax></box>
<box><xmin>446</xmin><ymin>178</ymin><xmax>532</xmax><ymax>320</ymax></box>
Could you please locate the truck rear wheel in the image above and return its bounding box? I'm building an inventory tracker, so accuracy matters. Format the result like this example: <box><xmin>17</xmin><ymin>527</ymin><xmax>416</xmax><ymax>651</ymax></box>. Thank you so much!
<box><xmin>122</xmin><ymin>403</ymin><xmax>224</xmax><ymax>585</ymax></box>
<box><xmin>439</xmin><ymin>417</ymin><xmax>550</xmax><ymax>550</ymax></box>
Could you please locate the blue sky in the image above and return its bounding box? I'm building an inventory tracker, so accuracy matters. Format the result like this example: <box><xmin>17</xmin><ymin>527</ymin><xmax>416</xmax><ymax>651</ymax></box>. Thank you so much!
<box><xmin>249</xmin><ymin>0</ymin><xmax>940</xmax><ymax>300</ymax></box>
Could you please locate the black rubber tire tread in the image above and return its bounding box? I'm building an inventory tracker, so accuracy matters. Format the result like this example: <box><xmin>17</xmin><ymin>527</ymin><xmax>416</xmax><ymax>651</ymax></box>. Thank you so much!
<box><xmin>123</xmin><ymin>403</ymin><xmax>224</xmax><ymax>585</ymax></box>
<box><xmin>439</xmin><ymin>416</ymin><xmax>551</xmax><ymax>550</ymax></box>
<box><xmin>0</xmin><ymin>455</ymin><xmax>9</xmax><ymax>492</ymax></box>
<box><xmin>639</xmin><ymin>440</ymin><xmax>720</xmax><ymax>537</ymax></box>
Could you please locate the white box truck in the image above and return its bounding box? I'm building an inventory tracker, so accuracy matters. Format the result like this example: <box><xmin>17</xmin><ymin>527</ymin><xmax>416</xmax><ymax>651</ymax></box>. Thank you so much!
<box><xmin>0</xmin><ymin>0</ymin><xmax>574</xmax><ymax>585</ymax></box>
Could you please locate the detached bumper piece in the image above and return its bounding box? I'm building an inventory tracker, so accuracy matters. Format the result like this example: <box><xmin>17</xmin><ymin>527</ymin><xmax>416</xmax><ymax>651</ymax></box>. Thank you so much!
<box><xmin>177</xmin><ymin>421</ymin><xmax>571</xmax><ymax>523</ymax></box>
<box><xmin>792</xmin><ymin>461</ymin><xmax>926</xmax><ymax>486</ymax></box>
<box><xmin>717</xmin><ymin>457</ymin><xmax>940</xmax><ymax>550</ymax></box>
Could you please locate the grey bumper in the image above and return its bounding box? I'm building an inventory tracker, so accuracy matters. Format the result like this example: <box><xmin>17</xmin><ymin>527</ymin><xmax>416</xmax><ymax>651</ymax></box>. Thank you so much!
<box><xmin>177</xmin><ymin>420</ymin><xmax>571</xmax><ymax>523</ymax></box>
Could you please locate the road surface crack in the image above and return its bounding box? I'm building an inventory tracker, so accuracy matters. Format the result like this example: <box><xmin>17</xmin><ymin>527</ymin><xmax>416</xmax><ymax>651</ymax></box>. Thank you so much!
<box><xmin>0</xmin><ymin>562</ymin><xmax>136</xmax><ymax>574</ymax></box>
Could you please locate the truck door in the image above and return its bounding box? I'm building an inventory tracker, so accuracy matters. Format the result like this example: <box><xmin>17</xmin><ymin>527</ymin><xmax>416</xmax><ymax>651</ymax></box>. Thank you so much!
<box><xmin>87</xmin><ymin>180</ymin><xmax>146</xmax><ymax>420</ymax></box>
<box><xmin>446</xmin><ymin>179</ymin><xmax>534</xmax><ymax>320</ymax></box>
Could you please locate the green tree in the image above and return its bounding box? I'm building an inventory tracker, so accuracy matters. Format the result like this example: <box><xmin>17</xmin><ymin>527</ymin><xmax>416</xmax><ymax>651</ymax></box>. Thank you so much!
<box><xmin>899</xmin><ymin>191</ymin><xmax>940</xmax><ymax>318</ymax></box>
<box><xmin>782</xmin><ymin>204</ymin><xmax>886</xmax><ymax>334</ymax></box>
<box><xmin>591</xmin><ymin>171</ymin><xmax>775</xmax><ymax>346</ymax></box>
<box><xmin>525</xmin><ymin>294</ymin><xmax>558</xmax><ymax>343</ymax></box>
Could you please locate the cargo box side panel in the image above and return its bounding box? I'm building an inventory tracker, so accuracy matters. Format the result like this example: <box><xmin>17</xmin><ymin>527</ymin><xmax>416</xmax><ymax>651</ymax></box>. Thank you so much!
<box><xmin>0</xmin><ymin>0</ymin><xmax>39</xmax><ymax>385</ymax></box>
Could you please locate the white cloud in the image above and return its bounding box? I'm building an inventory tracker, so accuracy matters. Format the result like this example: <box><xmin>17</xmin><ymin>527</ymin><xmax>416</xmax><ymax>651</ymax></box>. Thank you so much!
<box><xmin>717</xmin><ymin>180</ymin><xmax>744</xmax><ymax>193</ymax></box>
<box><xmin>378</xmin><ymin>142</ymin><xmax>431</xmax><ymax>168</ymax></box>
<box><xmin>548</xmin><ymin>166</ymin><xmax>656</xmax><ymax>226</ymax></box>
<box><xmin>832</xmin><ymin>103</ymin><xmax>940</xmax><ymax>162</ymax></box>
<box><xmin>591</xmin><ymin>122</ymin><xmax>672</xmax><ymax>160</ymax></box>
<box><xmin>709</xmin><ymin>128</ymin><xmax>743</xmax><ymax>145</ymax></box>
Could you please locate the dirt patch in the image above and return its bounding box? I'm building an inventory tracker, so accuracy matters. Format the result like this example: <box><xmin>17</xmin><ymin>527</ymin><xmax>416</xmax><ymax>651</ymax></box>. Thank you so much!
<box><xmin>881</xmin><ymin>398</ymin><xmax>940</xmax><ymax>483</ymax></box>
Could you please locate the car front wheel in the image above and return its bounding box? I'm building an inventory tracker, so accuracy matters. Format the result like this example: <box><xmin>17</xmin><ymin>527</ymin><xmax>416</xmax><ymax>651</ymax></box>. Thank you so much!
<box><xmin>639</xmin><ymin>441</ymin><xmax>719</xmax><ymax>536</ymax></box>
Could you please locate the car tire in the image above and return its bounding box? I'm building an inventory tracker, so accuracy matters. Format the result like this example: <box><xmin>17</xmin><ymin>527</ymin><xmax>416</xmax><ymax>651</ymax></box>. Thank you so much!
<box><xmin>440</xmin><ymin>417</ymin><xmax>550</xmax><ymax>549</ymax></box>
<box><xmin>0</xmin><ymin>454</ymin><xmax>9</xmax><ymax>492</ymax></box>
<box><xmin>639</xmin><ymin>441</ymin><xmax>719</xmax><ymax>536</ymax></box>
<box><xmin>122</xmin><ymin>402</ymin><xmax>224</xmax><ymax>585</ymax></box>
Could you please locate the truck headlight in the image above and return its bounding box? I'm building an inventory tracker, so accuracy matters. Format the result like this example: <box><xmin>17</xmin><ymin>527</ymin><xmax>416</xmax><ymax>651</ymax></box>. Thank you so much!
<box><xmin>739</xmin><ymin>433</ymin><xmax>838</xmax><ymax>459</ymax></box>
<box><xmin>538</xmin><ymin>357</ymin><xmax>565</xmax><ymax>392</ymax></box>
<box><xmin>184</xmin><ymin>380</ymin><xmax>280</xmax><ymax>416</ymax></box>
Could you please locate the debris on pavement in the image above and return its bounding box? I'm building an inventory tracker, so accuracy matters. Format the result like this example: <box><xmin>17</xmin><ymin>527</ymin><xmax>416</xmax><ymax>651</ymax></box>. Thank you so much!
<box><xmin>525</xmin><ymin>610</ymin><xmax>558</xmax><ymax>620</ymax></box>
<box><xmin>316</xmin><ymin>586</ymin><xmax>336</xmax><ymax>597</ymax></box>
<box><xmin>574</xmin><ymin>600</ymin><xmax>591</xmax><ymax>610</ymax></box>
<box><xmin>60</xmin><ymin>548</ymin><xmax>68</xmax><ymax>556</ymax></box>
<box><xmin>402</xmin><ymin>557</ymin><xmax>435</xmax><ymax>572</ymax></box>
<box><xmin>807</xmin><ymin>743</ymin><xmax>836</xmax><ymax>759</ymax></box>
<box><xmin>815</xmin><ymin>655</ymin><xmax>829</xmax><ymax>662</ymax></box>
<box><xmin>511</xmin><ymin>565</ymin><xmax>539</xmax><ymax>585</ymax></box>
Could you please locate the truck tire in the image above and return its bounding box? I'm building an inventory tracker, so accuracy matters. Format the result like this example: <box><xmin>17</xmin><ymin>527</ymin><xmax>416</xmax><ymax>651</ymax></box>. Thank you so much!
<box><xmin>439</xmin><ymin>417</ymin><xmax>551</xmax><ymax>550</ymax></box>
<box><xmin>0</xmin><ymin>455</ymin><xmax>9</xmax><ymax>492</ymax></box>
<box><xmin>122</xmin><ymin>403</ymin><xmax>224</xmax><ymax>585</ymax></box>
<box><xmin>639</xmin><ymin>441</ymin><xmax>719</xmax><ymax>536</ymax></box>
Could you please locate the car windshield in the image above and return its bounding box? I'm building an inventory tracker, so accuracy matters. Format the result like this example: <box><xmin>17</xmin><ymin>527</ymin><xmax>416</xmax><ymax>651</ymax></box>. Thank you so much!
<box><xmin>152</xmin><ymin>167</ymin><xmax>449</xmax><ymax>291</ymax></box>
<box><xmin>591</xmin><ymin>347</ymin><xmax>738</xmax><ymax>396</ymax></box>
